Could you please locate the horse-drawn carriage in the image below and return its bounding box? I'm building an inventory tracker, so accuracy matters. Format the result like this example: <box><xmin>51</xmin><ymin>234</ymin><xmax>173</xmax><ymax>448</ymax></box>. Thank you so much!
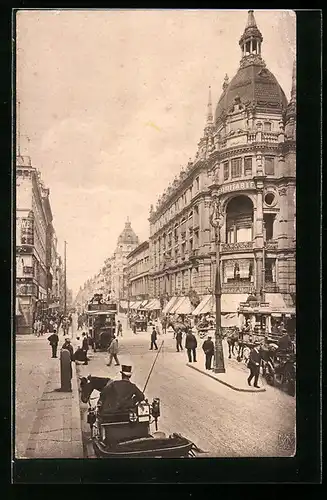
<box><xmin>260</xmin><ymin>341</ymin><xmax>296</xmax><ymax>396</ymax></box>
<box><xmin>87</xmin><ymin>296</ymin><xmax>118</xmax><ymax>351</ymax></box>
<box><xmin>80</xmin><ymin>375</ymin><xmax>203</xmax><ymax>458</ymax></box>
<box><xmin>134</xmin><ymin>318</ymin><xmax>148</xmax><ymax>332</ymax></box>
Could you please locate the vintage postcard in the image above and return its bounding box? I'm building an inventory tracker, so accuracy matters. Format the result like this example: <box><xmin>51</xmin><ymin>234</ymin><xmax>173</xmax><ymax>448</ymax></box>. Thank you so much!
<box><xmin>15</xmin><ymin>9</ymin><xmax>297</xmax><ymax>465</ymax></box>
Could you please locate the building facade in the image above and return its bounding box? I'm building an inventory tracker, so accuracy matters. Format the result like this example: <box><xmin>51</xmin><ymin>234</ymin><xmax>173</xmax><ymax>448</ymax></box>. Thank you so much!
<box><xmin>110</xmin><ymin>218</ymin><xmax>140</xmax><ymax>301</ymax></box>
<box><xmin>126</xmin><ymin>241</ymin><xmax>150</xmax><ymax>303</ymax></box>
<box><xmin>16</xmin><ymin>155</ymin><xmax>64</xmax><ymax>333</ymax></box>
<box><xmin>148</xmin><ymin>10</ymin><xmax>296</xmax><ymax>319</ymax></box>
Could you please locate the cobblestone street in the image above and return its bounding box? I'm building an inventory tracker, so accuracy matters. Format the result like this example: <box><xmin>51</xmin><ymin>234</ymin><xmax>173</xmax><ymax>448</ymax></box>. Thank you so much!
<box><xmin>77</xmin><ymin>321</ymin><xmax>296</xmax><ymax>458</ymax></box>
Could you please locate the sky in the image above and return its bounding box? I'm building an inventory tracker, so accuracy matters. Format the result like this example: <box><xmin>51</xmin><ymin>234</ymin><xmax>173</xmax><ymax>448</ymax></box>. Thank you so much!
<box><xmin>16</xmin><ymin>9</ymin><xmax>296</xmax><ymax>297</ymax></box>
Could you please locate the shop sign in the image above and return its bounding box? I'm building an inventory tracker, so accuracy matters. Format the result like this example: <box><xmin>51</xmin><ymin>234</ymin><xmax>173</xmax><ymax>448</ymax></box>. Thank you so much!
<box><xmin>218</xmin><ymin>180</ymin><xmax>255</xmax><ymax>195</ymax></box>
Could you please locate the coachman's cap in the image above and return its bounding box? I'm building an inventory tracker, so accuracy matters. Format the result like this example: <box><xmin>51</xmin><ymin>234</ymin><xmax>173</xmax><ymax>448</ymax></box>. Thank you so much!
<box><xmin>121</xmin><ymin>365</ymin><xmax>132</xmax><ymax>377</ymax></box>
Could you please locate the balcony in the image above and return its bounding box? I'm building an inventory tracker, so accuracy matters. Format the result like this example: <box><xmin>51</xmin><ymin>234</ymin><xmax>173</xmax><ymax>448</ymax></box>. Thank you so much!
<box><xmin>222</xmin><ymin>282</ymin><xmax>253</xmax><ymax>293</ymax></box>
<box><xmin>23</xmin><ymin>266</ymin><xmax>34</xmax><ymax>275</ymax></box>
<box><xmin>264</xmin><ymin>282</ymin><xmax>279</xmax><ymax>292</ymax></box>
<box><xmin>221</xmin><ymin>241</ymin><xmax>252</xmax><ymax>253</ymax></box>
<box><xmin>189</xmin><ymin>248</ymin><xmax>199</xmax><ymax>261</ymax></box>
<box><xmin>265</xmin><ymin>240</ymin><xmax>278</xmax><ymax>250</ymax></box>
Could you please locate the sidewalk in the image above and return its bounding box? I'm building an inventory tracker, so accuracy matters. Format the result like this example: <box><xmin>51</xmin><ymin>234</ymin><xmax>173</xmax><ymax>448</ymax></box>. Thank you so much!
<box><xmin>187</xmin><ymin>343</ymin><xmax>266</xmax><ymax>393</ymax></box>
<box><xmin>16</xmin><ymin>334</ymin><xmax>83</xmax><ymax>458</ymax></box>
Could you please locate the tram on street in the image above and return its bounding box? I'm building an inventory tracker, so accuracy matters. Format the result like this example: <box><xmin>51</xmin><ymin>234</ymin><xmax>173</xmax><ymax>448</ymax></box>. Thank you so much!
<box><xmin>87</xmin><ymin>294</ymin><xmax>117</xmax><ymax>351</ymax></box>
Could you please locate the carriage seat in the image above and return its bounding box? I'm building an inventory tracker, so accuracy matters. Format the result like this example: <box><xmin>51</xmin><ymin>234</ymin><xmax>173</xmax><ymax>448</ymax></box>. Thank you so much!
<box><xmin>97</xmin><ymin>408</ymin><xmax>151</xmax><ymax>444</ymax></box>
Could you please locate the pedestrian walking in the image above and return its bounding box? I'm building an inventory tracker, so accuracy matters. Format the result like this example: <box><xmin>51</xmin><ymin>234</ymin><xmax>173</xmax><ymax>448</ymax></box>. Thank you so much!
<box><xmin>48</xmin><ymin>330</ymin><xmax>59</xmax><ymax>358</ymax></box>
<box><xmin>149</xmin><ymin>327</ymin><xmax>158</xmax><ymax>350</ymax></box>
<box><xmin>117</xmin><ymin>320</ymin><xmax>123</xmax><ymax>337</ymax></box>
<box><xmin>247</xmin><ymin>341</ymin><xmax>262</xmax><ymax>388</ymax></box>
<box><xmin>202</xmin><ymin>336</ymin><xmax>214</xmax><ymax>370</ymax></box>
<box><xmin>106</xmin><ymin>335</ymin><xmax>120</xmax><ymax>366</ymax></box>
<box><xmin>185</xmin><ymin>330</ymin><xmax>197</xmax><ymax>362</ymax></box>
<box><xmin>175</xmin><ymin>329</ymin><xmax>183</xmax><ymax>352</ymax></box>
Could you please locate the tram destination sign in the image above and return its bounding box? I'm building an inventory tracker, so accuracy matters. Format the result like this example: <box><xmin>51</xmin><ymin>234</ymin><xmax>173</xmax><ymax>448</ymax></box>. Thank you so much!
<box><xmin>88</xmin><ymin>303</ymin><xmax>117</xmax><ymax>312</ymax></box>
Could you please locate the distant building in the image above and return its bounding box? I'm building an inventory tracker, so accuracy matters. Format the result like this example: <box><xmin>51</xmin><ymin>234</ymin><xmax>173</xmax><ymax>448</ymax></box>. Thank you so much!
<box><xmin>148</xmin><ymin>10</ymin><xmax>296</xmax><ymax>324</ymax></box>
<box><xmin>110</xmin><ymin>218</ymin><xmax>139</xmax><ymax>301</ymax></box>
<box><xmin>126</xmin><ymin>241</ymin><xmax>150</xmax><ymax>302</ymax></box>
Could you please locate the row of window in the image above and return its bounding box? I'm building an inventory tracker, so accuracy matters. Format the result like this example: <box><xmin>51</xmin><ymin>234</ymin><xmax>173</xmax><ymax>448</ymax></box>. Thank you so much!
<box><xmin>154</xmin><ymin>177</ymin><xmax>200</xmax><ymax>232</ymax></box>
<box><xmin>223</xmin><ymin>156</ymin><xmax>275</xmax><ymax>181</ymax></box>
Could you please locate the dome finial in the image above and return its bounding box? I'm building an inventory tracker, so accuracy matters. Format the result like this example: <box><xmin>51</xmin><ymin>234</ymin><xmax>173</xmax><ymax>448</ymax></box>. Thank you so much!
<box><xmin>246</xmin><ymin>10</ymin><xmax>257</xmax><ymax>28</ymax></box>
<box><xmin>206</xmin><ymin>85</ymin><xmax>213</xmax><ymax>125</ymax></box>
<box><xmin>239</xmin><ymin>9</ymin><xmax>263</xmax><ymax>61</ymax></box>
<box><xmin>290</xmin><ymin>59</ymin><xmax>296</xmax><ymax>102</ymax></box>
<box><xmin>223</xmin><ymin>74</ymin><xmax>229</xmax><ymax>91</ymax></box>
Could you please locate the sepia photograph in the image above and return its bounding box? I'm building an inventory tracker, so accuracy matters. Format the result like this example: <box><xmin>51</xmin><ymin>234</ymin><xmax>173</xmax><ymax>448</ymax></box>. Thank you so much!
<box><xmin>15</xmin><ymin>9</ymin><xmax>297</xmax><ymax>461</ymax></box>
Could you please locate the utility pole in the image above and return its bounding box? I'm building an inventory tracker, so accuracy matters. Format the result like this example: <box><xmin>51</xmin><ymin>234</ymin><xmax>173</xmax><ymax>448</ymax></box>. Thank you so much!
<box><xmin>64</xmin><ymin>240</ymin><xmax>67</xmax><ymax>316</ymax></box>
<box><xmin>209</xmin><ymin>187</ymin><xmax>226</xmax><ymax>374</ymax></box>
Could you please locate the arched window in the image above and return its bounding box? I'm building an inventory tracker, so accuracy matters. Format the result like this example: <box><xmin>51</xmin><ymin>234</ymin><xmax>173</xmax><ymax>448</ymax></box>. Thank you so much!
<box><xmin>226</xmin><ymin>196</ymin><xmax>253</xmax><ymax>243</ymax></box>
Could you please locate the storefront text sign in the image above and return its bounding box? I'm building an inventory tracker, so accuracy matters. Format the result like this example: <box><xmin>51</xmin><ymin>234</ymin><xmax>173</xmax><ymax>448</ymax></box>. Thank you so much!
<box><xmin>218</xmin><ymin>180</ymin><xmax>255</xmax><ymax>195</ymax></box>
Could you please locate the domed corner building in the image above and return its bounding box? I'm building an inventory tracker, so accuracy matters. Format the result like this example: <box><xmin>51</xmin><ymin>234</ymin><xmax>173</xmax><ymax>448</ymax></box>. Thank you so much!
<box><xmin>110</xmin><ymin>218</ymin><xmax>140</xmax><ymax>303</ymax></box>
<box><xmin>148</xmin><ymin>10</ymin><xmax>296</xmax><ymax>335</ymax></box>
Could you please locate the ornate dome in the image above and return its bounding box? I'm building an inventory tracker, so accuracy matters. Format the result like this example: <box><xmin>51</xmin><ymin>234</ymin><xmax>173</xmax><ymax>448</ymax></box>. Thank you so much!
<box><xmin>214</xmin><ymin>10</ymin><xmax>288</xmax><ymax>127</ymax></box>
<box><xmin>117</xmin><ymin>218</ymin><xmax>139</xmax><ymax>246</ymax></box>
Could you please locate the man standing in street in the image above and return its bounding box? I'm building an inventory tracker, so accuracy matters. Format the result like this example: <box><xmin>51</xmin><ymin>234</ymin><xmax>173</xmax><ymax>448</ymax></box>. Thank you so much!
<box><xmin>175</xmin><ymin>329</ymin><xmax>183</xmax><ymax>352</ymax></box>
<box><xmin>247</xmin><ymin>341</ymin><xmax>262</xmax><ymax>388</ymax></box>
<box><xmin>185</xmin><ymin>330</ymin><xmax>197</xmax><ymax>362</ymax></box>
<box><xmin>202</xmin><ymin>336</ymin><xmax>214</xmax><ymax>370</ymax></box>
<box><xmin>107</xmin><ymin>335</ymin><xmax>120</xmax><ymax>366</ymax></box>
<box><xmin>48</xmin><ymin>329</ymin><xmax>59</xmax><ymax>358</ymax></box>
<box><xmin>150</xmin><ymin>327</ymin><xmax>158</xmax><ymax>350</ymax></box>
<box><xmin>117</xmin><ymin>320</ymin><xmax>123</xmax><ymax>337</ymax></box>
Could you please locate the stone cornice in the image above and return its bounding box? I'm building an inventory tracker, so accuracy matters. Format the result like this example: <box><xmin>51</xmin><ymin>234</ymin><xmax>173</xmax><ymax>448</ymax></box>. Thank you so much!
<box><xmin>218</xmin><ymin>141</ymin><xmax>281</xmax><ymax>160</ymax></box>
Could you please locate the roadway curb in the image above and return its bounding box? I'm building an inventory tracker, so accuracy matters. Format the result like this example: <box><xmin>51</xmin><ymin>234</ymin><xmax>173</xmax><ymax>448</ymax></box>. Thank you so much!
<box><xmin>71</xmin><ymin>362</ymin><xmax>84</xmax><ymax>458</ymax></box>
<box><xmin>187</xmin><ymin>363</ymin><xmax>266</xmax><ymax>392</ymax></box>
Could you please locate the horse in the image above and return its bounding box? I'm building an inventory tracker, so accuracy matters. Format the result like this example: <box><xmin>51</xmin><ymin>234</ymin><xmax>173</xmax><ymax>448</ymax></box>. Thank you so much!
<box><xmin>224</xmin><ymin>328</ymin><xmax>240</xmax><ymax>359</ymax></box>
<box><xmin>79</xmin><ymin>375</ymin><xmax>111</xmax><ymax>404</ymax></box>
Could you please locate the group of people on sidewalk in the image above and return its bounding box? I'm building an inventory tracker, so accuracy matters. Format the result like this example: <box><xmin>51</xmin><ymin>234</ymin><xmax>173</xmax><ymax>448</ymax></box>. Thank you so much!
<box><xmin>47</xmin><ymin>330</ymin><xmax>91</xmax><ymax>366</ymax></box>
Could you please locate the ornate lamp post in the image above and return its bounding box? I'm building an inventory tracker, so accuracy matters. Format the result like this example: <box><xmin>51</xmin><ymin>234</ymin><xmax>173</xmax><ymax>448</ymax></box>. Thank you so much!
<box><xmin>209</xmin><ymin>185</ymin><xmax>225</xmax><ymax>373</ymax></box>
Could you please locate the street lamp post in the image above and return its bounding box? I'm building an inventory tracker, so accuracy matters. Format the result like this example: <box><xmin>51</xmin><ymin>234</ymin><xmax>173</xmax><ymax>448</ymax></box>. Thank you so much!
<box><xmin>209</xmin><ymin>186</ymin><xmax>225</xmax><ymax>374</ymax></box>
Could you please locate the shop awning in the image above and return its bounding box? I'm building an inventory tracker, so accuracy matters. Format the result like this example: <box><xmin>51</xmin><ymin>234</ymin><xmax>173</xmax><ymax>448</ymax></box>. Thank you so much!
<box><xmin>192</xmin><ymin>295</ymin><xmax>211</xmax><ymax>315</ymax></box>
<box><xmin>193</xmin><ymin>294</ymin><xmax>248</xmax><ymax>315</ymax></box>
<box><xmin>130</xmin><ymin>300</ymin><xmax>142</xmax><ymax>310</ymax></box>
<box><xmin>222</xmin><ymin>294</ymin><xmax>249</xmax><ymax>313</ymax></box>
<box><xmin>266</xmin><ymin>293</ymin><xmax>296</xmax><ymax>315</ymax></box>
<box><xmin>15</xmin><ymin>298</ymin><xmax>22</xmax><ymax>316</ymax></box>
<box><xmin>169</xmin><ymin>296</ymin><xmax>185</xmax><ymax>315</ymax></box>
<box><xmin>162</xmin><ymin>296</ymin><xmax>179</xmax><ymax>315</ymax></box>
<box><xmin>139</xmin><ymin>300</ymin><xmax>149</xmax><ymax>309</ymax></box>
<box><xmin>172</xmin><ymin>296</ymin><xmax>194</xmax><ymax>315</ymax></box>
<box><xmin>145</xmin><ymin>298</ymin><xmax>161</xmax><ymax>310</ymax></box>
<box><xmin>221</xmin><ymin>313</ymin><xmax>239</xmax><ymax>327</ymax></box>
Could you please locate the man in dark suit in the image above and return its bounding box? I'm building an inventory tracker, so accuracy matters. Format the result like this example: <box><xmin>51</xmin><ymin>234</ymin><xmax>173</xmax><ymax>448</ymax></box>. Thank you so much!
<box><xmin>185</xmin><ymin>331</ymin><xmax>197</xmax><ymax>362</ymax></box>
<box><xmin>149</xmin><ymin>327</ymin><xmax>158</xmax><ymax>350</ymax></box>
<box><xmin>247</xmin><ymin>342</ymin><xmax>262</xmax><ymax>388</ymax></box>
<box><xmin>98</xmin><ymin>365</ymin><xmax>145</xmax><ymax>414</ymax></box>
<box><xmin>175</xmin><ymin>329</ymin><xmax>183</xmax><ymax>352</ymax></box>
<box><xmin>202</xmin><ymin>336</ymin><xmax>214</xmax><ymax>370</ymax></box>
<box><xmin>48</xmin><ymin>330</ymin><xmax>59</xmax><ymax>358</ymax></box>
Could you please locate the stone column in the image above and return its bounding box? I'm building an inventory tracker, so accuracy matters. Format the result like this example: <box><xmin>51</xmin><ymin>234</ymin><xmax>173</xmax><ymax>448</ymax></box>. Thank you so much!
<box><xmin>254</xmin><ymin>184</ymin><xmax>264</xmax><ymax>299</ymax></box>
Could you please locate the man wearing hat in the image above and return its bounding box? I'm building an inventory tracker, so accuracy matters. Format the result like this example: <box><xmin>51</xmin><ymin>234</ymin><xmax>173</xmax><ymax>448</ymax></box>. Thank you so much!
<box><xmin>247</xmin><ymin>341</ymin><xmax>262</xmax><ymax>388</ymax></box>
<box><xmin>98</xmin><ymin>365</ymin><xmax>145</xmax><ymax>414</ymax></box>
<box><xmin>277</xmin><ymin>329</ymin><xmax>293</xmax><ymax>353</ymax></box>
<box><xmin>202</xmin><ymin>336</ymin><xmax>214</xmax><ymax>370</ymax></box>
<box><xmin>61</xmin><ymin>338</ymin><xmax>74</xmax><ymax>361</ymax></box>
